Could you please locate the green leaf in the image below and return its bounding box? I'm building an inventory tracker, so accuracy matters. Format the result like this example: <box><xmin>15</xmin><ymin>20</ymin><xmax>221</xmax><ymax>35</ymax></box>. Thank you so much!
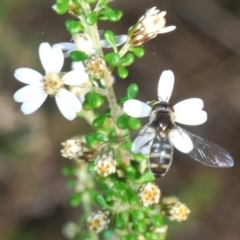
<box><xmin>86</xmin><ymin>12</ymin><xmax>98</xmax><ymax>25</ymax></box>
<box><xmin>104</xmin><ymin>52</ymin><xmax>120</xmax><ymax>66</ymax></box>
<box><xmin>84</xmin><ymin>0</ymin><xmax>96</xmax><ymax>3</ymax></box>
<box><xmin>150</xmin><ymin>215</ymin><xmax>164</xmax><ymax>227</ymax></box>
<box><xmin>114</xmin><ymin>214</ymin><xmax>124</xmax><ymax>229</ymax></box>
<box><xmin>119</xmin><ymin>211</ymin><xmax>130</xmax><ymax>225</ymax></box>
<box><xmin>61</xmin><ymin>166</ymin><xmax>75</xmax><ymax>176</ymax></box>
<box><xmin>127</xmin><ymin>117</ymin><xmax>141</xmax><ymax>130</ymax></box>
<box><xmin>133</xmin><ymin>221</ymin><xmax>147</xmax><ymax>233</ymax></box>
<box><xmin>95</xmin><ymin>132</ymin><xmax>108</xmax><ymax>142</ymax></box>
<box><xmin>95</xmin><ymin>194</ymin><xmax>109</xmax><ymax>208</ymax></box>
<box><xmin>119</xmin><ymin>53</ymin><xmax>135</xmax><ymax>67</ymax></box>
<box><xmin>53</xmin><ymin>3</ymin><xmax>69</xmax><ymax>14</ymax></box>
<box><xmin>103</xmin><ymin>30</ymin><xmax>116</xmax><ymax>48</ymax></box>
<box><xmin>84</xmin><ymin>92</ymin><xmax>104</xmax><ymax>109</ymax></box>
<box><xmin>69</xmin><ymin>193</ymin><xmax>82</xmax><ymax>207</ymax></box>
<box><xmin>130</xmin><ymin>209</ymin><xmax>145</xmax><ymax>220</ymax></box>
<box><xmin>103</xmin><ymin>192</ymin><xmax>114</xmax><ymax>203</ymax></box>
<box><xmin>88</xmin><ymin>162</ymin><xmax>95</xmax><ymax>172</ymax></box>
<box><xmin>56</xmin><ymin>0</ymin><xmax>69</xmax><ymax>3</ymax></box>
<box><xmin>127</xmin><ymin>83</ymin><xmax>139</xmax><ymax>99</ymax></box>
<box><xmin>117</xmin><ymin>114</ymin><xmax>129</xmax><ymax>129</ymax></box>
<box><xmin>70</xmin><ymin>50</ymin><xmax>88</xmax><ymax>61</ymax></box>
<box><xmin>85</xmin><ymin>133</ymin><xmax>97</xmax><ymax>145</ymax></box>
<box><xmin>137</xmin><ymin>171</ymin><xmax>155</xmax><ymax>184</ymax></box>
<box><xmin>124</xmin><ymin>166</ymin><xmax>136</xmax><ymax>180</ymax></box>
<box><xmin>92</xmin><ymin>115</ymin><xmax>106</xmax><ymax>127</ymax></box>
<box><xmin>65</xmin><ymin>20</ymin><xmax>84</xmax><ymax>35</ymax></box>
<box><xmin>117</xmin><ymin>66</ymin><xmax>128</xmax><ymax>79</ymax></box>
<box><xmin>108</xmin><ymin>130</ymin><xmax>117</xmax><ymax>139</ymax></box>
<box><xmin>104</xmin><ymin>8</ymin><xmax>123</xmax><ymax>22</ymax></box>
<box><xmin>130</xmin><ymin>47</ymin><xmax>145</xmax><ymax>58</ymax></box>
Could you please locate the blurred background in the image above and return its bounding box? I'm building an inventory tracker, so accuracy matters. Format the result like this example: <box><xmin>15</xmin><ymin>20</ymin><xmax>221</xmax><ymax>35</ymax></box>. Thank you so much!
<box><xmin>1</xmin><ymin>0</ymin><xmax>240</xmax><ymax>239</ymax></box>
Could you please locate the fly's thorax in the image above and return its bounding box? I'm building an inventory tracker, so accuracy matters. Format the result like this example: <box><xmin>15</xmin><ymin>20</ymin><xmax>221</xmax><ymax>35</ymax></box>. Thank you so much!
<box><xmin>149</xmin><ymin>101</ymin><xmax>175</xmax><ymax>138</ymax></box>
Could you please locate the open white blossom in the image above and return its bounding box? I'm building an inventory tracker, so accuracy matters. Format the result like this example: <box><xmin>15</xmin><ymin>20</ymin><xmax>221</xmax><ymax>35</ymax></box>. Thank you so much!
<box><xmin>53</xmin><ymin>32</ymin><xmax>128</xmax><ymax>57</ymax></box>
<box><xmin>123</xmin><ymin>70</ymin><xmax>207</xmax><ymax>154</ymax></box>
<box><xmin>13</xmin><ymin>42</ymin><xmax>89</xmax><ymax>120</ymax></box>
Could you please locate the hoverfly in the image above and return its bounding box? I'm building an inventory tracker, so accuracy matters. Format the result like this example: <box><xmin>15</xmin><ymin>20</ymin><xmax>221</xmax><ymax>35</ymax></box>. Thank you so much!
<box><xmin>123</xmin><ymin>70</ymin><xmax>234</xmax><ymax>177</ymax></box>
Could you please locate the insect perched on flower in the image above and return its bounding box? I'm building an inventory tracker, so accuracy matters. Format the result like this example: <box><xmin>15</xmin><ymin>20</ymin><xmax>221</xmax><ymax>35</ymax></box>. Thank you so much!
<box><xmin>123</xmin><ymin>70</ymin><xmax>234</xmax><ymax>177</ymax></box>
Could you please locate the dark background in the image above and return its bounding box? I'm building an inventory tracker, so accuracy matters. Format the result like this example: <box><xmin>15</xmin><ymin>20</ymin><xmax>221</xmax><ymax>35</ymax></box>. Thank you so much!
<box><xmin>1</xmin><ymin>0</ymin><xmax>240</xmax><ymax>239</ymax></box>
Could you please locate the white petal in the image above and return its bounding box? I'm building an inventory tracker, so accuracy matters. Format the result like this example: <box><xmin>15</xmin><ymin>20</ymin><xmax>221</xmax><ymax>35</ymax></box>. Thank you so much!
<box><xmin>71</xmin><ymin>61</ymin><xmax>85</xmax><ymax>71</ymax></box>
<box><xmin>63</xmin><ymin>70</ymin><xmax>88</xmax><ymax>85</ymax></box>
<box><xmin>123</xmin><ymin>100</ymin><xmax>151</xmax><ymax>118</ymax></box>
<box><xmin>175</xmin><ymin>110</ymin><xmax>207</xmax><ymax>125</ymax></box>
<box><xmin>132</xmin><ymin>128</ymin><xmax>155</xmax><ymax>153</ymax></box>
<box><xmin>158</xmin><ymin>70</ymin><xmax>174</xmax><ymax>102</ymax></box>
<box><xmin>52</xmin><ymin>47</ymin><xmax>64</xmax><ymax>72</ymax></box>
<box><xmin>159</xmin><ymin>26</ymin><xmax>176</xmax><ymax>34</ymax></box>
<box><xmin>39</xmin><ymin>42</ymin><xmax>64</xmax><ymax>73</ymax></box>
<box><xmin>55</xmin><ymin>91</ymin><xmax>80</xmax><ymax>120</ymax></box>
<box><xmin>169</xmin><ymin>128</ymin><xmax>193</xmax><ymax>153</ymax></box>
<box><xmin>14</xmin><ymin>68</ymin><xmax>43</xmax><ymax>84</ymax></box>
<box><xmin>13</xmin><ymin>84</ymin><xmax>44</xmax><ymax>102</ymax></box>
<box><xmin>159</xmin><ymin>11</ymin><xmax>166</xmax><ymax>18</ymax></box>
<box><xmin>174</xmin><ymin>98</ymin><xmax>204</xmax><ymax>111</ymax></box>
<box><xmin>20</xmin><ymin>92</ymin><xmax>47</xmax><ymax>114</ymax></box>
<box><xmin>52</xmin><ymin>42</ymin><xmax>75</xmax><ymax>51</ymax></box>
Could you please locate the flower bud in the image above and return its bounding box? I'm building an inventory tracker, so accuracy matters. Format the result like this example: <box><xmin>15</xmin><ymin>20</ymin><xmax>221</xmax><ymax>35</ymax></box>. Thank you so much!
<box><xmin>162</xmin><ymin>201</ymin><xmax>191</xmax><ymax>222</ymax></box>
<box><xmin>94</xmin><ymin>150</ymin><xmax>116</xmax><ymax>177</ymax></box>
<box><xmin>127</xmin><ymin>7</ymin><xmax>176</xmax><ymax>46</ymax></box>
<box><xmin>87</xmin><ymin>211</ymin><xmax>111</xmax><ymax>233</ymax></box>
<box><xmin>85</xmin><ymin>55</ymin><xmax>106</xmax><ymax>79</ymax></box>
<box><xmin>73</xmin><ymin>33</ymin><xmax>95</xmax><ymax>54</ymax></box>
<box><xmin>61</xmin><ymin>139</ymin><xmax>94</xmax><ymax>160</ymax></box>
<box><xmin>138</xmin><ymin>182</ymin><xmax>161</xmax><ymax>207</ymax></box>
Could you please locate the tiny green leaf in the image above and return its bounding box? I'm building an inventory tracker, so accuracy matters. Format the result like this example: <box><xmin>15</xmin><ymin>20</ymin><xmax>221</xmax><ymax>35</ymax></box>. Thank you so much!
<box><xmin>95</xmin><ymin>194</ymin><xmax>108</xmax><ymax>208</ymax></box>
<box><xmin>86</xmin><ymin>12</ymin><xmax>98</xmax><ymax>25</ymax></box>
<box><xmin>85</xmin><ymin>133</ymin><xmax>97</xmax><ymax>145</ymax></box>
<box><xmin>103</xmin><ymin>30</ymin><xmax>116</xmax><ymax>48</ymax></box>
<box><xmin>104</xmin><ymin>52</ymin><xmax>120</xmax><ymax>66</ymax></box>
<box><xmin>104</xmin><ymin>8</ymin><xmax>123</xmax><ymax>22</ymax></box>
<box><xmin>84</xmin><ymin>0</ymin><xmax>96</xmax><ymax>3</ymax></box>
<box><xmin>65</xmin><ymin>20</ymin><xmax>84</xmax><ymax>35</ymax></box>
<box><xmin>92</xmin><ymin>115</ymin><xmax>106</xmax><ymax>127</ymax></box>
<box><xmin>88</xmin><ymin>162</ymin><xmax>95</xmax><ymax>172</ymax></box>
<box><xmin>117</xmin><ymin>114</ymin><xmax>129</xmax><ymax>129</ymax></box>
<box><xmin>127</xmin><ymin>117</ymin><xmax>142</xmax><ymax>130</ymax></box>
<box><xmin>130</xmin><ymin>47</ymin><xmax>145</xmax><ymax>58</ymax></box>
<box><xmin>119</xmin><ymin>53</ymin><xmax>135</xmax><ymax>67</ymax></box>
<box><xmin>150</xmin><ymin>215</ymin><xmax>164</xmax><ymax>227</ymax></box>
<box><xmin>103</xmin><ymin>192</ymin><xmax>114</xmax><ymax>203</ymax></box>
<box><xmin>137</xmin><ymin>171</ymin><xmax>155</xmax><ymax>184</ymax></box>
<box><xmin>61</xmin><ymin>166</ymin><xmax>75</xmax><ymax>176</ymax></box>
<box><xmin>95</xmin><ymin>133</ymin><xmax>108</xmax><ymax>142</ymax></box>
<box><xmin>69</xmin><ymin>193</ymin><xmax>82</xmax><ymax>207</ymax></box>
<box><xmin>127</xmin><ymin>83</ymin><xmax>139</xmax><ymax>99</ymax></box>
<box><xmin>117</xmin><ymin>66</ymin><xmax>128</xmax><ymax>79</ymax></box>
<box><xmin>133</xmin><ymin>221</ymin><xmax>147</xmax><ymax>233</ymax></box>
<box><xmin>53</xmin><ymin>3</ymin><xmax>69</xmax><ymax>14</ymax></box>
<box><xmin>130</xmin><ymin>209</ymin><xmax>145</xmax><ymax>220</ymax></box>
<box><xmin>70</xmin><ymin>50</ymin><xmax>88</xmax><ymax>61</ymax></box>
<box><xmin>114</xmin><ymin>214</ymin><xmax>124</xmax><ymax>229</ymax></box>
<box><xmin>124</xmin><ymin>166</ymin><xmax>136</xmax><ymax>180</ymax></box>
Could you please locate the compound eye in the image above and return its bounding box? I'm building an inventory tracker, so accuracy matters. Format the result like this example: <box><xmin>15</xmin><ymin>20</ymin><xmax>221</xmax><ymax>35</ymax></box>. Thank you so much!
<box><xmin>152</xmin><ymin>103</ymin><xmax>162</xmax><ymax>111</ymax></box>
<box><xmin>167</xmin><ymin>105</ymin><xmax>174</xmax><ymax>112</ymax></box>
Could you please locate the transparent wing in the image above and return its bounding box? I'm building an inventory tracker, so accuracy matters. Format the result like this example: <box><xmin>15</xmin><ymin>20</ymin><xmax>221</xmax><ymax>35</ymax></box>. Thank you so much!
<box><xmin>178</xmin><ymin>127</ymin><xmax>234</xmax><ymax>167</ymax></box>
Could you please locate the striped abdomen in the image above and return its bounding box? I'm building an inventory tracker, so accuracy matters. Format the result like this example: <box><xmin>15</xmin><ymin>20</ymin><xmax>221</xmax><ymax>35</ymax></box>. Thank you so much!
<box><xmin>149</xmin><ymin>135</ymin><xmax>173</xmax><ymax>177</ymax></box>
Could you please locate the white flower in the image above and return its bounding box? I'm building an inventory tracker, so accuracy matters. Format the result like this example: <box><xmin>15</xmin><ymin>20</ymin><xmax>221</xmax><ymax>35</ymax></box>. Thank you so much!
<box><xmin>53</xmin><ymin>32</ymin><xmax>128</xmax><ymax>57</ymax></box>
<box><xmin>13</xmin><ymin>42</ymin><xmax>89</xmax><ymax>120</ymax></box>
<box><xmin>128</xmin><ymin>7</ymin><xmax>176</xmax><ymax>46</ymax></box>
<box><xmin>123</xmin><ymin>70</ymin><xmax>207</xmax><ymax>154</ymax></box>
